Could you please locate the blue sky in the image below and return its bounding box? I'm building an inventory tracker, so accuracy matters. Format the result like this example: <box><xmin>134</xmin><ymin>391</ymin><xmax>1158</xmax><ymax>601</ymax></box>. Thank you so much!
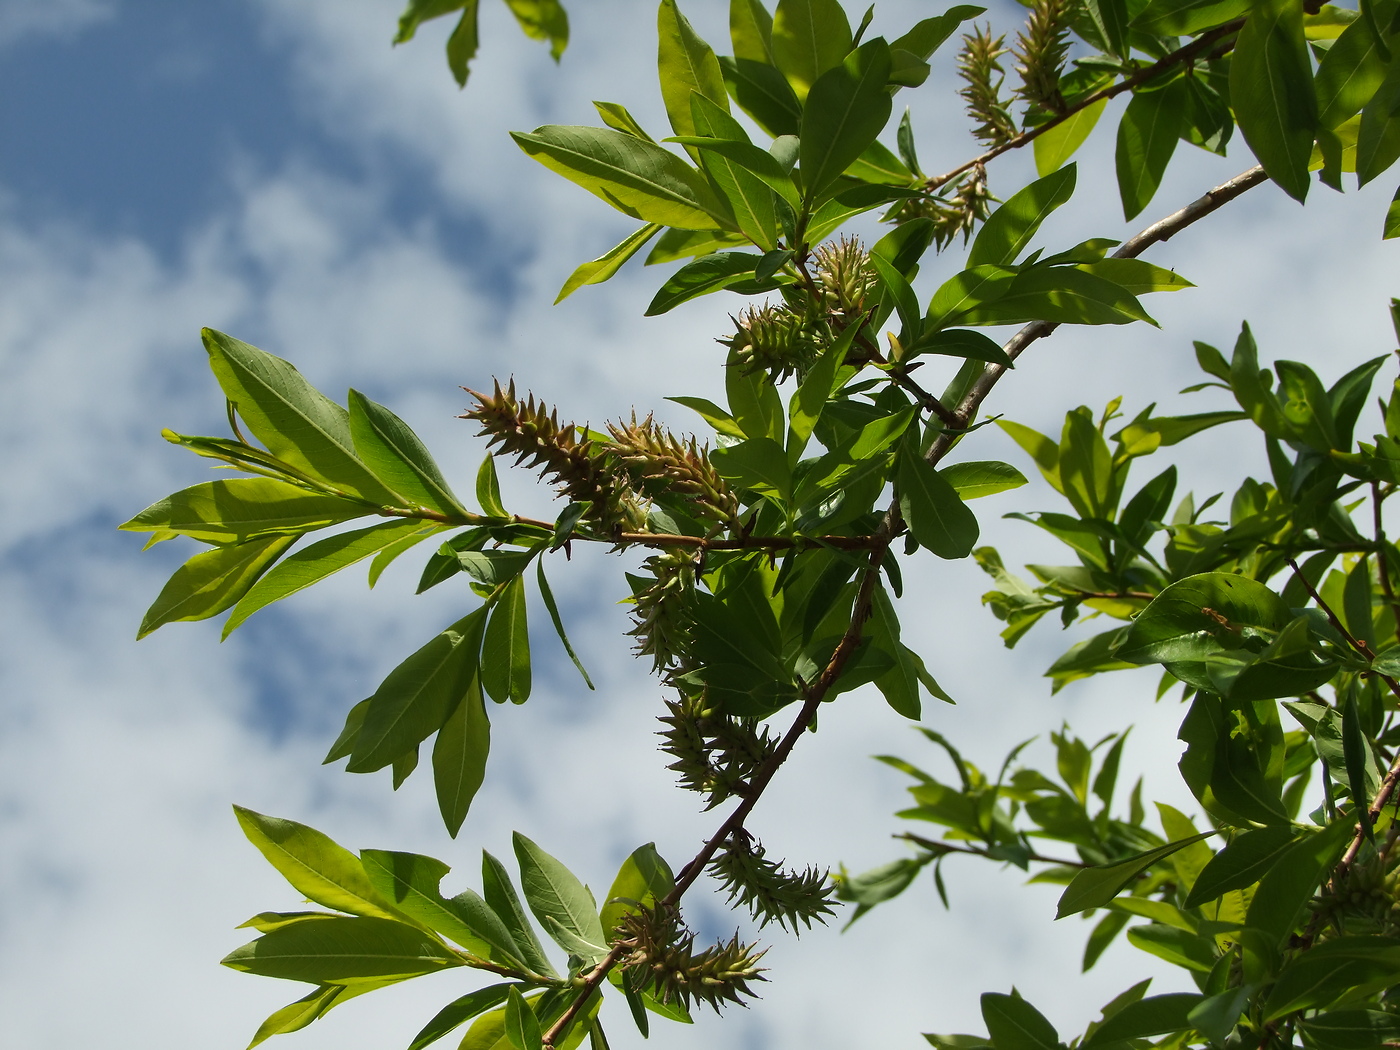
<box><xmin>1</xmin><ymin>2</ymin><xmax>1398</xmax><ymax>1049</ymax></box>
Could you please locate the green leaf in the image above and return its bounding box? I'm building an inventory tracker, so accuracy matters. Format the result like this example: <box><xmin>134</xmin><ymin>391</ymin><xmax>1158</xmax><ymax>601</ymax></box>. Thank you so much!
<box><xmin>224</xmin><ymin>519</ymin><xmax>428</xmax><ymax>636</ymax></box>
<box><xmin>1357</xmin><ymin>58</ymin><xmax>1400</xmax><ymax>185</ymax></box>
<box><xmin>898</xmin><ymin>447</ymin><xmax>979</xmax><ymax>559</ymax></box>
<box><xmin>407</xmin><ymin>984</ymin><xmax>516</xmax><ymax>1050</ymax></box>
<box><xmin>710</xmin><ymin>436</ymin><xmax>793</xmax><ymax>500</ymax></box>
<box><xmin>599</xmin><ymin>843</ymin><xmax>675</xmax><ymax>940</ymax></box>
<box><xmin>926</xmin><ymin>265</ymin><xmax>1017</xmax><ymax>329</ymax></box>
<box><xmin>687</xmin><ymin>99</ymin><xmax>780</xmax><ymax>249</ymax></box>
<box><xmin>1387</xmin><ymin>184</ymin><xmax>1400</xmax><ymax>238</ymax></box>
<box><xmin>908</xmin><ymin>328</ymin><xmax>1014</xmax><ymax>366</ymax></box>
<box><xmin>967</xmin><ymin>164</ymin><xmax>1077</xmax><ymax>268</ymax></box>
<box><xmin>670</xmin><ymin>133</ymin><xmax>802</xmax><ymax>211</ymax></box>
<box><xmin>667</xmin><ymin>395</ymin><xmax>747</xmax><ymax>438</ymax></box>
<box><xmin>233</xmin><ymin>806</ymin><xmax>406</xmax><ymax>921</ymax></box>
<box><xmin>955</xmin><ymin>266</ymin><xmax>1154</xmax><ymax>328</ymax></box>
<box><xmin>868</xmin><ymin>584</ymin><xmax>921</xmax><ymax>719</ymax></box>
<box><xmin>122</xmin><ymin>478</ymin><xmax>369</xmax><ymax>545</ymax></box>
<box><xmin>940</xmin><ymin>461</ymin><xmax>1028</xmax><ymax>499</ymax></box>
<box><xmin>556</xmin><ymin>223</ymin><xmax>662</xmax><ymax>303</ymax></box>
<box><xmin>138</xmin><ymin>534</ymin><xmax>294</xmax><ymax>639</ymax></box>
<box><xmin>394</xmin><ymin>0</ymin><xmax>471</xmax><ymax>44</ymax></box>
<box><xmin>512</xmin><ymin>833</ymin><xmax>608</xmax><ymax>957</ymax></box>
<box><xmin>503</xmin><ymin>0</ymin><xmax>568</xmax><ymax>60</ymax></box>
<box><xmin>645</xmin><ymin>251</ymin><xmax>763</xmax><ymax>315</ymax></box>
<box><xmin>201</xmin><ymin>329</ymin><xmax>401</xmax><ymax>505</ymax></box>
<box><xmin>658</xmin><ymin>0</ymin><xmax>729</xmax><ymax>147</ymax></box>
<box><xmin>369</xmin><ymin>523</ymin><xmax>448</xmax><ymax>588</ymax></box>
<box><xmin>1343</xmin><ymin>687</ymin><xmax>1376</xmax><ymax>843</ymax></box>
<box><xmin>720</xmin><ymin>56</ymin><xmax>803</xmax><ymax>137</ymax></box>
<box><xmin>1056</xmin><ymin>832</ymin><xmax>1214</xmax><ymax>917</ymax></box>
<box><xmin>799</xmin><ymin>39</ymin><xmax>893</xmax><ymax>201</ymax></box>
<box><xmin>482</xmin><ymin>852</ymin><xmax>557</xmax><ymax>978</ymax></box>
<box><xmin>1314</xmin><ymin>2</ymin><xmax>1397</xmax><ymax>129</ymax></box>
<box><xmin>731</xmin><ymin>0</ymin><xmax>775</xmax><ymax>63</ymax></box>
<box><xmin>1230</xmin><ymin>0</ymin><xmax>1319</xmax><ymax>202</ymax></box>
<box><xmin>482</xmin><ymin>575</ymin><xmax>531</xmax><ymax>704</ymax></box>
<box><xmin>1116</xmin><ymin>572</ymin><xmax>1292</xmax><ymax>665</ymax></box>
<box><xmin>1035</xmin><ymin>98</ymin><xmax>1108</xmax><ymax>175</ymax></box>
<box><xmin>771</xmin><ymin>0</ymin><xmax>852</xmax><ymax>101</ymax></box>
<box><xmin>245</xmin><ymin>983</ymin><xmax>359</xmax><ymax>1048</ymax></box>
<box><xmin>347</xmin><ymin>389</ymin><xmax>467</xmax><ymax>517</ymax></box>
<box><xmin>505</xmin><ymin>987</ymin><xmax>544</xmax><ymax>1050</ymax></box>
<box><xmin>726</xmin><ymin>363</ymin><xmax>785</xmax><ymax>442</ymax></box>
<box><xmin>1125</xmin><ymin>923</ymin><xmax>1218</xmax><ymax>972</ymax></box>
<box><xmin>476</xmin><ymin>454</ymin><xmax>509</xmax><ymax>519</ymax></box>
<box><xmin>1245</xmin><ymin>818</ymin><xmax>1351</xmax><ymax>950</ymax></box>
<box><xmin>346</xmin><ymin>609</ymin><xmax>486</xmax><ymax>774</ymax></box>
<box><xmin>1077</xmin><ymin>258</ymin><xmax>1194</xmax><ymax>295</ymax></box>
<box><xmin>511</xmin><ymin>126</ymin><xmax>727</xmax><ymax>230</ymax></box>
<box><xmin>1131</xmin><ymin>0</ymin><xmax>1249</xmax><ymax>35</ymax></box>
<box><xmin>222</xmin><ymin>915</ymin><xmax>459</xmax><ymax>981</ymax></box>
<box><xmin>360</xmin><ymin>849</ymin><xmax>505</xmax><ymax>961</ymax></box>
<box><xmin>536</xmin><ymin>562</ymin><xmax>594</xmax><ymax>690</ymax></box>
<box><xmin>787</xmin><ymin>327</ymin><xmax>854</xmax><ymax>458</ymax></box>
<box><xmin>1116</xmin><ymin>81</ymin><xmax>1186</xmax><ymax>221</ymax></box>
<box><xmin>433</xmin><ymin>674</ymin><xmax>491</xmax><ymax>837</ymax></box>
<box><xmin>1081</xmin><ymin>993</ymin><xmax>1205</xmax><ymax>1048</ymax></box>
<box><xmin>1264</xmin><ymin>937</ymin><xmax>1400</xmax><ymax>1019</ymax></box>
<box><xmin>1183</xmin><ymin>825</ymin><xmax>1300</xmax><ymax>907</ymax></box>
<box><xmin>980</xmin><ymin>992</ymin><xmax>1059</xmax><ymax>1050</ymax></box>
<box><xmin>890</xmin><ymin>7</ymin><xmax>986</xmax><ymax>62</ymax></box>
<box><xmin>445</xmin><ymin>2</ymin><xmax>481</xmax><ymax>87</ymax></box>
<box><xmin>1299</xmin><ymin>1009</ymin><xmax>1400</xmax><ymax>1050</ymax></box>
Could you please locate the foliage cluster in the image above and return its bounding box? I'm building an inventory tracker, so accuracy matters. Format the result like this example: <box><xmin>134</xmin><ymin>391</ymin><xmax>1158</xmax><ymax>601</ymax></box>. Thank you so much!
<box><xmin>125</xmin><ymin>0</ymin><xmax>1400</xmax><ymax>1048</ymax></box>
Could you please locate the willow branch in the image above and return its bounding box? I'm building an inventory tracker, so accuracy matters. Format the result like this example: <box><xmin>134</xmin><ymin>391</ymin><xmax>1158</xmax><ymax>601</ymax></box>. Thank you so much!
<box><xmin>924</xmin><ymin>20</ymin><xmax>1245</xmax><ymax>193</ymax></box>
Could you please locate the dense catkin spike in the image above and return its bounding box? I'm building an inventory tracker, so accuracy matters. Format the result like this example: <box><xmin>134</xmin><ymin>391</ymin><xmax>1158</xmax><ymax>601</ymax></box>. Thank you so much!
<box><xmin>958</xmin><ymin>26</ymin><xmax>1017</xmax><ymax>147</ymax></box>
<box><xmin>1014</xmin><ymin>0</ymin><xmax>1076</xmax><ymax>113</ymax></box>
<box><xmin>613</xmin><ymin>904</ymin><xmax>767</xmax><ymax>1013</ymax></box>
<box><xmin>658</xmin><ymin>695</ymin><xmax>777</xmax><ymax>808</ymax></box>
<box><xmin>812</xmin><ymin>236</ymin><xmax>879</xmax><ymax>319</ymax></box>
<box><xmin>460</xmin><ymin>382</ymin><xmax>644</xmax><ymax>531</ymax></box>
<box><xmin>606</xmin><ymin>415</ymin><xmax>740</xmax><ymax>528</ymax></box>
<box><xmin>891</xmin><ymin>164</ymin><xmax>993</xmax><ymax>251</ymax></box>
<box><xmin>706</xmin><ymin>832</ymin><xmax>838</xmax><ymax>933</ymax></box>
<box><xmin>627</xmin><ymin>549</ymin><xmax>698</xmax><ymax>674</ymax></box>
<box><xmin>719</xmin><ymin>304</ymin><xmax>823</xmax><ymax>383</ymax></box>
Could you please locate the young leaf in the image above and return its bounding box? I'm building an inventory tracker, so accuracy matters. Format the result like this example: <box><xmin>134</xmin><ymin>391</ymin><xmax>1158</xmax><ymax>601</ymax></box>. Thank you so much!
<box><xmin>201</xmin><ymin>329</ymin><xmax>401</xmax><ymax>505</ymax></box>
<box><xmin>658</xmin><ymin>0</ymin><xmax>730</xmax><ymax>145</ymax></box>
<box><xmin>898</xmin><ymin>448</ymin><xmax>979</xmax><ymax>559</ymax></box>
<box><xmin>347</xmin><ymin>609</ymin><xmax>487</xmax><ymax>774</ymax></box>
<box><xmin>967</xmin><ymin>164</ymin><xmax>1076</xmax><ymax>268</ymax></box>
<box><xmin>939</xmin><ymin>461</ymin><xmax>1028</xmax><ymax>499</ymax></box>
<box><xmin>799</xmin><ymin>39</ymin><xmax>894</xmax><ymax>201</ymax></box>
<box><xmin>224</xmin><ymin>519</ymin><xmax>428</xmax><ymax>636</ymax></box>
<box><xmin>483</xmin><ymin>851</ymin><xmax>559</xmax><ymax>978</ymax></box>
<box><xmin>1057</xmin><ymin>832</ymin><xmax>1215</xmax><ymax>917</ymax></box>
<box><xmin>348</xmin><ymin>389</ymin><xmax>468</xmax><ymax>516</ymax></box>
<box><xmin>123</xmin><ymin>478</ymin><xmax>369</xmax><ymax>546</ymax></box>
<box><xmin>537</xmin><ymin>562</ymin><xmax>595</xmax><ymax>690</ymax></box>
<box><xmin>482</xmin><ymin>575</ymin><xmax>531</xmax><ymax>704</ymax></box>
<box><xmin>511</xmin><ymin>126</ymin><xmax>728</xmax><ymax>230</ymax></box>
<box><xmin>407</xmin><ymin>983</ymin><xmax>517</xmax><ymax>1050</ymax></box>
<box><xmin>771</xmin><ymin>0</ymin><xmax>853</xmax><ymax>101</ymax></box>
<box><xmin>645</xmin><ymin>251</ymin><xmax>764</xmax><ymax>315</ymax></box>
<box><xmin>137</xmin><ymin>534</ymin><xmax>294</xmax><ymax>639</ymax></box>
<box><xmin>433</xmin><ymin>674</ymin><xmax>492</xmax><ymax>837</ymax></box>
<box><xmin>1230</xmin><ymin>0</ymin><xmax>1319</xmax><ymax>201</ymax></box>
<box><xmin>512</xmin><ymin>833</ymin><xmax>609</xmax><ymax>956</ymax></box>
<box><xmin>556</xmin><ymin>223</ymin><xmax>663</xmax><ymax>303</ymax></box>
<box><xmin>232</xmin><ymin>806</ymin><xmax>406</xmax><ymax>922</ymax></box>
<box><xmin>505</xmin><ymin>987</ymin><xmax>544</xmax><ymax>1050</ymax></box>
<box><xmin>222</xmin><ymin>916</ymin><xmax>459</xmax><ymax>982</ymax></box>
<box><xmin>980</xmin><ymin>993</ymin><xmax>1059</xmax><ymax>1050</ymax></box>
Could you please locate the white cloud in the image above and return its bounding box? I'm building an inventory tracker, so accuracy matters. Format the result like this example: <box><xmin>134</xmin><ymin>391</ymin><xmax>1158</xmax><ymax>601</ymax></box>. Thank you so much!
<box><xmin>2</xmin><ymin>2</ymin><xmax>1399</xmax><ymax>1049</ymax></box>
<box><xmin>0</xmin><ymin>0</ymin><xmax>111</xmax><ymax>47</ymax></box>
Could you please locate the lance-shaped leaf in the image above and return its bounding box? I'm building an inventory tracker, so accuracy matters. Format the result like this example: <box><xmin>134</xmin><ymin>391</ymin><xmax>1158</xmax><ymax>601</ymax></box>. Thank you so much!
<box><xmin>1357</xmin><ymin>59</ymin><xmax>1400</xmax><ymax>186</ymax></box>
<box><xmin>772</xmin><ymin>0</ymin><xmax>853</xmax><ymax>100</ymax></box>
<box><xmin>536</xmin><ymin>563</ymin><xmax>594</xmax><ymax>690</ymax></box>
<box><xmin>1081</xmin><ymin>993</ymin><xmax>1206</xmax><ymax>1048</ymax></box>
<box><xmin>123</xmin><ymin>478</ymin><xmax>369</xmax><ymax>546</ymax></box>
<box><xmin>233</xmin><ymin>806</ymin><xmax>406</xmax><ymax>921</ymax></box>
<box><xmin>347</xmin><ymin>609</ymin><xmax>487</xmax><ymax>773</ymax></box>
<box><xmin>511</xmin><ymin>126</ymin><xmax>729</xmax><ymax>230</ymax></box>
<box><xmin>434</xmin><ymin>673</ymin><xmax>492</xmax><ymax>836</ymax></box>
<box><xmin>940</xmin><ymin>461</ymin><xmax>1028</xmax><ymax>499</ymax></box>
<box><xmin>867</xmin><ymin>584</ymin><xmax>922</xmax><ymax>719</ymax></box>
<box><xmin>483</xmin><ymin>851</ymin><xmax>558</xmax><ymax>978</ymax></box>
<box><xmin>556</xmin><ymin>223</ymin><xmax>662</xmax><ymax>303</ymax></box>
<box><xmin>506</xmin><ymin>987</ymin><xmax>544</xmax><ymax>1050</ymax></box>
<box><xmin>800</xmin><ymin>38</ymin><xmax>893</xmax><ymax>201</ymax></box>
<box><xmin>1297</xmin><ymin>1009</ymin><xmax>1400</xmax><ymax>1049</ymax></box>
<box><xmin>658</xmin><ymin>0</ymin><xmax>729</xmax><ymax>146</ymax></box>
<box><xmin>482</xmin><ymin>575</ymin><xmax>531</xmax><ymax>704</ymax></box>
<box><xmin>202</xmin><ymin>329</ymin><xmax>403</xmax><ymax>505</ymax></box>
<box><xmin>1057</xmin><ymin>832</ymin><xmax>1215</xmax><ymax>917</ymax></box>
<box><xmin>1116</xmin><ymin>80</ymin><xmax>1186</xmax><ymax>221</ymax></box>
<box><xmin>898</xmin><ymin>447</ymin><xmax>979</xmax><ymax>559</ymax></box>
<box><xmin>599</xmin><ymin>843</ymin><xmax>675</xmax><ymax>940</ymax></box>
<box><xmin>1230</xmin><ymin>0</ymin><xmax>1318</xmax><ymax>202</ymax></box>
<box><xmin>138</xmin><ymin>534</ymin><xmax>294</xmax><ymax>638</ymax></box>
<box><xmin>1245</xmin><ymin>818</ymin><xmax>1351</xmax><ymax>950</ymax></box>
<box><xmin>1314</xmin><ymin>6</ymin><xmax>1396</xmax><ymax>130</ymax></box>
<box><xmin>1036</xmin><ymin>99</ymin><xmax>1107</xmax><ymax>176</ymax></box>
<box><xmin>645</xmin><ymin>251</ymin><xmax>765</xmax><ymax>315</ymax></box>
<box><xmin>688</xmin><ymin>95</ymin><xmax>779</xmax><ymax>249</ymax></box>
<box><xmin>1131</xmin><ymin>0</ymin><xmax>1249</xmax><ymax>35</ymax></box>
<box><xmin>224</xmin><ymin>519</ymin><xmax>428</xmax><ymax>636</ymax></box>
<box><xmin>967</xmin><ymin>164</ymin><xmax>1076</xmax><ymax>268</ymax></box>
<box><xmin>244</xmin><ymin>983</ymin><xmax>370</xmax><ymax>1048</ymax></box>
<box><xmin>1265</xmin><ymin>938</ymin><xmax>1400</xmax><ymax>1019</ymax></box>
<box><xmin>731</xmin><ymin>0</ymin><xmax>775</xmax><ymax>63</ymax></box>
<box><xmin>981</xmin><ymin>993</ymin><xmax>1059</xmax><ymax>1050</ymax></box>
<box><xmin>503</xmin><ymin>0</ymin><xmax>568</xmax><ymax>60</ymax></box>
<box><xmin>954</xmin><ymin>266</ymin><xmax>1155</xmax><ymax>327</ymax></box>
<box><xmin>348</xmin><ymin>390</ymin><xmax>468</xmax><ymax>517</ymax></box>
<box><xmin>513</xmin><ymin>833</ymin><xmax>608</xmax><ymax>957</ymax></box>
<box><xmin>408</xmin><ymin>983</ymin><xmax>518</xmax><ymax>1050</ymax></box>
<box><xmin>222</xmin><ymin>915</ymin><xmax>460</xmax><ymax>982</ymax></box>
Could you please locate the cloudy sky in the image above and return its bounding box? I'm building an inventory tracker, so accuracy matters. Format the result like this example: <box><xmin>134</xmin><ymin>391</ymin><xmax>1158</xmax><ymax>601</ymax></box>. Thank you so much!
<box><xmin>1</xmin><ymin>1</ymin><xmax>1397</xmax><ymax>1048</ymax></box>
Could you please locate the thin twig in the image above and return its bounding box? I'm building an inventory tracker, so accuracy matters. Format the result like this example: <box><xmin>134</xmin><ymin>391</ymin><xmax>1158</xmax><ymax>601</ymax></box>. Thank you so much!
<box><xmin>924</xmin><ymin>20</ymin><xmax>1245</xmax><ymax>193</ymax></box>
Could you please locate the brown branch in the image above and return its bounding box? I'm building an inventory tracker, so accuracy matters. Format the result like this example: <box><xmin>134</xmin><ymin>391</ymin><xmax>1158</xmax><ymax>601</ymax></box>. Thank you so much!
<box><xmin>924</xmin><ymin>20</ymin><xmax>1246</xmax><ymax>193</ymax></box>
<box><xmin>897</xmin><ymin>832</ymin><xmax>1089</xmax><ymax>869</ymax></box>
